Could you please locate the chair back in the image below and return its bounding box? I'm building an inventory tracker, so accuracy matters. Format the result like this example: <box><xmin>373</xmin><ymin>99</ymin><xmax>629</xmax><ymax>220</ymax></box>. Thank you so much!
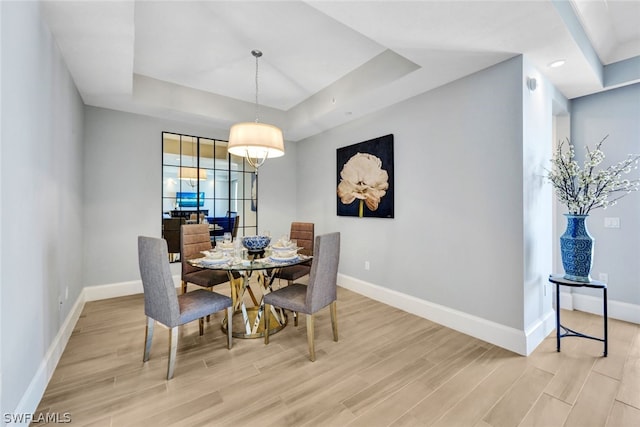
<box><xmin>162</xmin><ymin>218</ymin><xmax>184</xmax><ymax>254</ymax></box>
<box><xmin>189</xmin><ymin>213</ymin><xmax>205</xmax><ymax>222</ymax></box>
<box><xmin>181</xmin><ymin>224</ymin><xmax>212</xmax><ymax>277</ymax></box>
<box><xmin>231</xmin><ymin>215</ymin><xmax>240</xmax><ymax>238</ymax></box>
<box><xmin>138</xmin><ymin>236</ymin><xmax>180</xmax><ymax>327</ymax></box>
<box><xmin>291</xmin><ymin>222</ymin><xmax>314</xmax><ymax>256</ymax></box>
<box><xmin>306</xmin><ymin>232</ymin><xmax>340</xmax><ymax>312</ymax></box>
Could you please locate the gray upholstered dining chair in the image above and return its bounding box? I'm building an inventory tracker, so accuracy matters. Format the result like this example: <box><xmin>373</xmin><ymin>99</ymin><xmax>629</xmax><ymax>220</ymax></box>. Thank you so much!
<box><xmin>274</xmin><ymin>222</ymin><xmax>314</xmax><ymax>286</ymax></box>
<box><xmin>181</xmin><ymin>224</ymin><xmax>238</xmax><ymax>294</ymax></box>
<box><xmin>138</xmin><ymin>236</ymin><xmax>233</xmax><ymax>380</ymax></box>
<box><xmin>264</xmin><ymin>232</ymin><xmax>340</xmax><ymax>361</ymax></box>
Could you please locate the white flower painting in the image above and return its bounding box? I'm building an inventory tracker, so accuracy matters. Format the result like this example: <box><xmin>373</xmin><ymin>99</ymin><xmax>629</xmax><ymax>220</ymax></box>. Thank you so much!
<box><xmin>336</xmin><ymin>135</ymin><xmax>394</xmax><ymax>218</ymax></box>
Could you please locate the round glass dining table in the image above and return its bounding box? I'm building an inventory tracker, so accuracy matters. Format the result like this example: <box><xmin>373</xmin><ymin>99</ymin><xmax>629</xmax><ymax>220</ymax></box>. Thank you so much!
<box><xmin>189</xmin><ymin>252</ymin><xmax>312</xmax><ymax>338</ymax></box>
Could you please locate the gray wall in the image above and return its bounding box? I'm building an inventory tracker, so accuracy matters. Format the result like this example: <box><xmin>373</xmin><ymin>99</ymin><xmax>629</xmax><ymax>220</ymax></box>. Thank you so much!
<box><xmin>1</xmin><ymin>0</ymin><xmax>84</xmax><ymax>416</ymax></box>
<box><xmin>567</xmin><ymin>84</ymin><xmax>640</xmax><ymax>305</ymax></box>
<box><xmin>83</xmin><ymin>106</ymin><xmax>298</xmax><ymax>287</ymax></box>
<box><xmin>295</xmin><ymin>56</ymin><xmax>550</xmax><ymax>331</ymax></box>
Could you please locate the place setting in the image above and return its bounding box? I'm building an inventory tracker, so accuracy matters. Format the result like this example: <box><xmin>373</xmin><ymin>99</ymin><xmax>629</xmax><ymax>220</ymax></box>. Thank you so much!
<box><xmin>267</xmin><ymin>235</ymin><xmax>303</xmax><ymax>263</ymax></box>
<box><xmin>198</xmin><ymin>249</ymin><xmax>231</xmax><ymax>266</ymax></box>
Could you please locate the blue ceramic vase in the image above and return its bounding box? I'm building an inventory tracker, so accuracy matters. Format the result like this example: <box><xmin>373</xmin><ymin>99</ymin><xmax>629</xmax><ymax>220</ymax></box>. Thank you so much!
<box><xmin>560</xmin><ymin>214</ymin><xmax>593</xmax><ymax>282</ymax></box>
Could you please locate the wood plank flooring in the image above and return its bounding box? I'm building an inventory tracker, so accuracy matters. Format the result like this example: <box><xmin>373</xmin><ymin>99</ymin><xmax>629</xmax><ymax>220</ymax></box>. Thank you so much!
<box><xmin>34</xmin><ymin>283</ymin><xmax>640</xmax><ymax>426</ymax></box>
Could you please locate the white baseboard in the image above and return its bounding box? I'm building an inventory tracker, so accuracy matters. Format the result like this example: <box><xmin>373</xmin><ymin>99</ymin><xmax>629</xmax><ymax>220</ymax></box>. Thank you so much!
<box><xmin>13</xmin><ymin>291</ymin><xmax>85</xmax><ymax>422</ymax></box>
<box><xmin>83</xmin><ymin>275</ymin><xmax>182</xmax><ymax>301</ymax></box>
<box><xmin>560</xmin><ymin>291</ymin><xmax>574</xmax><ymax>310</ymax></box>
<box><xmin>338</xmin><ymin>274</ymin><xmax>554</xmax><ymax>356</ymax></box>
<box><xmin>525</xmin><ymin>309</ymin><xmax>557</xmax><ymax>355</ymax></box>
<box><xmin>560</xmin><ymin>291</ymin><xmax>640</xmax><ymax>324</ymax></box>
<box><xmin>83</xmin><ymin>279</ymin><xmax>143</xmax><ymax>301</ymax></box>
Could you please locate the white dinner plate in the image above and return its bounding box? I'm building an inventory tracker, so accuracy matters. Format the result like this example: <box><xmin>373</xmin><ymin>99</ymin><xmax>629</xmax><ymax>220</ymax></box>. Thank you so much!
<box><xmin>269</xmin><ymin>254</ymin><xmax>299</xmax><ymax>262</ymax></box>
<box><xmin>271</xmin><ymin>246</ymin><xmax>301</xmax><ymax>253</ymax></box>
<box><xmin>200</xmin><ymin>257</ymin><xmax>229</xmax><ymax>266</ymax></box>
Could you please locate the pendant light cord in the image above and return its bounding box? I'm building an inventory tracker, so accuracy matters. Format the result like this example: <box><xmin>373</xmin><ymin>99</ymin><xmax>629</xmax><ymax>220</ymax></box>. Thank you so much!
<box><xmin>252</xmin><ymin>49</ymin><xmax>262</xmax><ymax>123</ymax></box>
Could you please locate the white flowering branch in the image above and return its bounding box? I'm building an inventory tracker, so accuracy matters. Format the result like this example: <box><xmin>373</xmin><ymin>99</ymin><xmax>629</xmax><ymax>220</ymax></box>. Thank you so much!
<box><xmin>546</xmin><ymin>136</ymin><xmax>640</xmax><ymax>215</ymax></box>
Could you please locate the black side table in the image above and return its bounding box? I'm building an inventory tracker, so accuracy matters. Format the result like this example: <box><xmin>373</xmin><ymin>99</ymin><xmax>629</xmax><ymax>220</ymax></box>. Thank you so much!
<box><xmin>548</xmin><ymin>274</ymin><xmax>607</xmax><ymax>357</ymax></box>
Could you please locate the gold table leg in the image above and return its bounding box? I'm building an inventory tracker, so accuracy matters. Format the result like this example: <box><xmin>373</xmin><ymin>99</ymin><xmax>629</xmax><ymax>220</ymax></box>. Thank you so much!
<box><xmin>221</xmin><ymin>269</ymin><xmax>288</xmax><ymax>338</ymax></box>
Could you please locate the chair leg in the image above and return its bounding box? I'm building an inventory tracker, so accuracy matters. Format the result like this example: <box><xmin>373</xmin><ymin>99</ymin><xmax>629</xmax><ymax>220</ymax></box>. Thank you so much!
<box><xmin>207</xmin><ymin>288</ymin><xmax>215</xmax><ymax>322</ymax></box>
<box><xmin>143</xmin><ymin>317</ymin><xmax>154</xmax><ymax>362</ymax></box>
<box><xmin>199</xmin><ymin>317</ymin><xmax>204</xmax><ymax>336</ymax></box>
<box><xmin>330</xmin><ymin>301</ymin><xmax>338</xmax><ymax>342</ymax></box>
<box><xmin>226</xmin><ymin>306</ymin><xmax>233</xmax><ymax>349</ymax></box>
<box><xmin>167</xmin><ymin>327</ymin><xmax>178</xmax><ymax>380</ymax></box>
<box><xmin>306</xmin><ymin>314</ymin><xmax>315</xmax><ymax>362</ymax></box>
<box><xmin>181</xmin><ymin>280</ymin><xmax>187</xmax><ymax>294</ymax></box>
<box><xmin>264</xmin><ymin>304</ymin><xmax>271</xmax><ymax>345</ymax></box>
<box><xmin>293</xmin><ymin>311</ymin><xmax>298</xmax><ymax>327</ymax></box>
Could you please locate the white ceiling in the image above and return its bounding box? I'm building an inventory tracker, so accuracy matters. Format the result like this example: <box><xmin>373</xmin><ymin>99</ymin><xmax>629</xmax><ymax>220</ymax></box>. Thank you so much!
<box><xmin>41</xmin><ymin>0</ymin><xmax>640</xmax><ymax>142</ymax></box>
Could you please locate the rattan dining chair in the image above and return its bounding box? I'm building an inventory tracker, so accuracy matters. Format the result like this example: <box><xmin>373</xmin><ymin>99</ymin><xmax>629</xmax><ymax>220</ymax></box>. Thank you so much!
<box><xmin>138</xmin><ymin>236</ymin><xmax>232</xmax><ymax>379</ymax></box>
<box><xmin>264</xmin><ymin>232</ymin><xmax>340</xmax><ymax>361</ymax></box>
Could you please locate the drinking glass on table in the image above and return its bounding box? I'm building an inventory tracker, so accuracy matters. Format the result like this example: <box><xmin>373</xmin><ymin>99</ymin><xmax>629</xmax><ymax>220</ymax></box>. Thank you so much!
<box><xmin>223</xmin><ymin>232</ymin><xmax>232</xmax><ymax>244</ymax></box>
<box><xmin>233</xmin><ymin>238</ymin><xmax>242</xmax><ymax>260</ymax></box>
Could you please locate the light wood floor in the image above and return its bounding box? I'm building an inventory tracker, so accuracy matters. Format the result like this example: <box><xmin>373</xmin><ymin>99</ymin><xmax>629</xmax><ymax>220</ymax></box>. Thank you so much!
<box><xmin>35</xmin><ymin>283</ymin><xmax>640</xmax><ymax>426</ymax></box>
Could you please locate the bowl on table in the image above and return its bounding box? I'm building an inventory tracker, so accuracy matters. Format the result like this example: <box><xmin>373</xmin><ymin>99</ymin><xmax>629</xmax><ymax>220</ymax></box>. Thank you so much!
<box><xmin>242</xmin><ymin>235</ymin><xmax>271</xmax><ymax>252</ymax></box>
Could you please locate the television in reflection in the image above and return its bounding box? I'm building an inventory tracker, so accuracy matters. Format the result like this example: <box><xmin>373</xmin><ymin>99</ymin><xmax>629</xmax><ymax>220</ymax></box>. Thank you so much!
<box><xmin>176</xmin><ymin>192</ymin><xmax>205</xmax><ymax>207</ymax></box>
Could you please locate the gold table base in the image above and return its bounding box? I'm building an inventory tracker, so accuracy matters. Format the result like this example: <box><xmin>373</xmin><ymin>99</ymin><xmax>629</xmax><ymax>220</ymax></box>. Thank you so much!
<box><xmin>222</xmin><ymin>306</ymin><xmax>288</xmax><ymax>339</ymax></box>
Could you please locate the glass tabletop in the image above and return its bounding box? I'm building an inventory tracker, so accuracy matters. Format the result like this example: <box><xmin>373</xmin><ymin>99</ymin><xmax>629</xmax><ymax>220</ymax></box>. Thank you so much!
<box><xmin>189</xmin><ymin>254</ymin><xmax>312</xmax><ymax>271</ymax></box>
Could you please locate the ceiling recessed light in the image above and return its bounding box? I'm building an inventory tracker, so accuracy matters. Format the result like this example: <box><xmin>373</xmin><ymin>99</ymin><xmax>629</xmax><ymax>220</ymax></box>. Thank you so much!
<box><xmin>549</xmin><ymin>60</ymin><xmax>566</xmax><ymax>68</ymax></box>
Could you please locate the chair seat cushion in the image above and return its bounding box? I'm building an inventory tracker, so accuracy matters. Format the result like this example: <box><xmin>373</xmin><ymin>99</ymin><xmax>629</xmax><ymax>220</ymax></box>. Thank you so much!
<box><xmin>263</xmin><ymin>283</ymin><xmax>309</xmax><ymax>314</ymax></box>
<box><xmin>178</xmin><ymin>289</ymin><xmax>232</xmax><ymax>325</ymax></box>
<box><xmin>274</xmin><ymin>264</ymin><xmax>311</xmax><ymax>282</ymax></box>
<box><xmin>183</xmin><ymin>269</ymin><xmax>236</xmax><ymax>288</ymax></box>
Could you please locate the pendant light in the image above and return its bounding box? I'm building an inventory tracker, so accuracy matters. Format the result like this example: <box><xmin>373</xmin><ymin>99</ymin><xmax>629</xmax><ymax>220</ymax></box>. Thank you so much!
<box><xmin>178</xmin><ymin>136</ymin><xmax>206</xmax><ymax>187</ymax></box>
<box><xmin>227</xmin><ymin>49</ymin><xmax>285</xmax><ymax>172</ymax></box>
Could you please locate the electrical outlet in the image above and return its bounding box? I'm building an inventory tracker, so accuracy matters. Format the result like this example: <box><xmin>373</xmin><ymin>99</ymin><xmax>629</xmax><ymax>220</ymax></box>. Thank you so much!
<box><xmin>604</xmin><ymin>217</ymin><xmax>620</xmax><ymax>228</ymax></box>
<box><xmin>364</xmin><ymin>261</ymin><xmax>370</xmax><ymax>270</ymax></box>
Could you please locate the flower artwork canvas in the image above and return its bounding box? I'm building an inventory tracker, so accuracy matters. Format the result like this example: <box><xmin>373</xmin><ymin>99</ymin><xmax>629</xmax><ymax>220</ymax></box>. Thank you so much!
<box><xmin>337</xmin><ymin>134</ymin><xmax>394</xmax><ymax>218</ymax></box>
